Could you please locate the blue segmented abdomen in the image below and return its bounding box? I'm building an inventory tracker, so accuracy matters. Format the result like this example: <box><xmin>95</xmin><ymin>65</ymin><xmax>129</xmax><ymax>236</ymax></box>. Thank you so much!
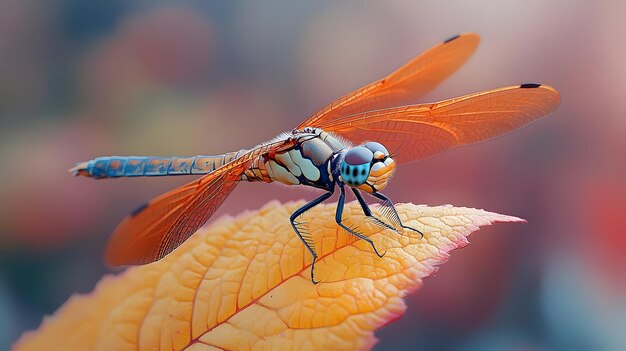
<box><xmin>70</xmin><ymin>151</ymin><xmax>245</xmax><ymax>179</ymax></box>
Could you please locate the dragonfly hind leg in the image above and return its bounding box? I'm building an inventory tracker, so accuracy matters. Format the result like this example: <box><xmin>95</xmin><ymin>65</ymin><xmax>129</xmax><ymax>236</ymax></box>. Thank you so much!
<box><xmin>372</xmin><ymin>192</ymin><xmax>424</xmax><ymax>238</ymax></box>
<box><xmin>289</xmin><ymin>191</ymin><xmax>333</xmax><ymax>285</ymax></box>
<box><xmin>337</xmin><ymin>185</ymin><xmax>386</xmax><ymax>258</ymax></box>
<box><xmin>351</xmin><ymin>188</ymin><xmax>400</xmax><ymax>234</ymax></box>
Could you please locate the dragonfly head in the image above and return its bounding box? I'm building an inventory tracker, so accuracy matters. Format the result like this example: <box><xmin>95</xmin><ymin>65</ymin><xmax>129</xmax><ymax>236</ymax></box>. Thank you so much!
<box><xmin>339</xmin><ymin>141</ymin><xmax>395</xmax><ymax>193</ymax></box>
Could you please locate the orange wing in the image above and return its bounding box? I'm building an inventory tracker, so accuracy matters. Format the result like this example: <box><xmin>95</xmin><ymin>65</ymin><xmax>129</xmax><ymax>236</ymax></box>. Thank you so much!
<box><xmin>298</xmin><ymin>33</ymin><xmax>480</xmax><ymax>129</ymax></box>
<box><xmin>315</xmin><ymin>84</ymin><xmax>561</xmax><ymax>164</ymax></box>
<box><xmin>105</xmin><ymin>140</ymin><xmax>290</xmax><ymax>266</ymax></box>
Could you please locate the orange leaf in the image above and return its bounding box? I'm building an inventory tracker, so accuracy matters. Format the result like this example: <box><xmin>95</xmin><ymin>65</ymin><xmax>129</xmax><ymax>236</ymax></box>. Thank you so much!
<box><xmin>13</xmin><ymin>201</ymin><xmax>522</xmax><ymax>351</ymax></box>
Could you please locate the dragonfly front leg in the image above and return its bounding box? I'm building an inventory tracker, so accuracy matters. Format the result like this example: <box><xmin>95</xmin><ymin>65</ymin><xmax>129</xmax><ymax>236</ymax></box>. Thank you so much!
<box><xmin>290</xmin><ymin>191</ymin><xmax>333</xmax><ymax>285</ymax></box>
<box><xmin>371</xmin><ymin>192</ymin><xmax>424</xmax><ymax>238</ymax></box>
<box><xmin>351</xmin><ymin>188</ymin><xmax>400</xmax><ymax>234</ymax></box>
<box><xmin>337</xmin><ymin>185</ymin><xmax>386</xmax><ymax>258</ymax></box>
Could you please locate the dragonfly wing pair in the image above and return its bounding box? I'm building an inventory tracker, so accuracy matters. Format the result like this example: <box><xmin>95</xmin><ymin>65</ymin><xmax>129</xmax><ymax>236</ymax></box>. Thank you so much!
<box><xmin>310</xmin><ymin>84</ymin><xmax>560</xmax><ymax>164</ymax></box>
<box><xmin>107</xmin><ymin>33</ymin><xmax>560</xmax><ymax>265</ymax></box>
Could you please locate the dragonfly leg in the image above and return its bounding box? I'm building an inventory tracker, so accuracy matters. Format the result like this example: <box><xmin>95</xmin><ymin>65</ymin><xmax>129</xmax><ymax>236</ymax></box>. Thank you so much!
<box><xmin>351</xmin><ymin>188</ymin><xmax>400</xmax><ymax>234</ymax></box>
<box><xmin>371</xmin><ymin>192</ymin><xmax>424</xmax><ymax>238</ymax></box>
<box><xmin>289</xmin><ymin>191</ymin><xmax>333</xmax><ymax>285</ymax></box>
<box><xmin>337</xmin><ymin>185</ymin><xmax>386</xmax><ymax>258</ymax></box>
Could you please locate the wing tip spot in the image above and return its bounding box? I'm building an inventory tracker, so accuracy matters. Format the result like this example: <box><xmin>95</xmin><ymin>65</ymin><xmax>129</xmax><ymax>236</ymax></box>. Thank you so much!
<box><xmin>443</xmin><ymin>34</ymin><xmax>460</xmax><ymax>44</ymax></box>
<box><xmin>520</xmin><ymin>83</ymin><xmax>542</xmax><ymax>89</ymax></box>
<box><xmin>131</xmin><ymin>202</ymin><xmax>149</xmax><ymax>217</ymax></box>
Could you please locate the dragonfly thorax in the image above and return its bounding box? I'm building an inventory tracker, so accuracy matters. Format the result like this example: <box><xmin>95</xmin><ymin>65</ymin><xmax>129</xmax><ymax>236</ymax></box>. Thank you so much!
<box><xmin>339</xmin><ymin>141</ymin><xmax>396</xmax><ymax>193</ymax></box>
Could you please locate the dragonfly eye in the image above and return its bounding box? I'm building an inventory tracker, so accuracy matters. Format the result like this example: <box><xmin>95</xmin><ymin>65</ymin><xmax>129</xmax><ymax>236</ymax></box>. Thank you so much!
<box><xmin>344</xmin><ymin>146</ymin><xmax>373</xmax><ymax>165</ymax></box>
<box><xmin>340</xmin><ymin>147</ymin><xmax>373</xmax><ymax>186</ymax></box>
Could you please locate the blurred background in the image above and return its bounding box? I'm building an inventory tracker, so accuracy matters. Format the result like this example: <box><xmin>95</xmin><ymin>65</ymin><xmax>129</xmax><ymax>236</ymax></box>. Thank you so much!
<box><xmin>1</xmin><ymin>0</ymin><xmax>624</xmax><ymax>350</ymax></box>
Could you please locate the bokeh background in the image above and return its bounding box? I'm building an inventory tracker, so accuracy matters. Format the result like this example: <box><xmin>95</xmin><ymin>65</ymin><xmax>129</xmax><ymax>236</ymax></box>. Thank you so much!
<box><xmin>1</xmin><ymin>1</ymin><xmax>625</xmax><ymax>350</ymax></box>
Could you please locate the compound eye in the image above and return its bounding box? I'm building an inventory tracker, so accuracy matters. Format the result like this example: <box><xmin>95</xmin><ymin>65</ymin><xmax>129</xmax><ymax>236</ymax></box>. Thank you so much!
<box><xmin>364</xmin><ymin>142</ymin><xmax>389</xmax><ymax>157</ymax></box>
<box><xmin>340</xmin><ymin>162</ymin><xmax>371</xmax><ymax>186</ymax></box>
<box><xmin>344</xmin><ymin>147</ymin><xmax>373</xmax><ymax>165</ymax></box>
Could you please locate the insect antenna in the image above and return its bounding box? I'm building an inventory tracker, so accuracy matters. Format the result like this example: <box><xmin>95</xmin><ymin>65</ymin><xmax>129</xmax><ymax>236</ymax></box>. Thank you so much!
<box><xmin>388</xmin><ymin>143</ymin><xmax>403</xmax><ymax>159</ymax></box>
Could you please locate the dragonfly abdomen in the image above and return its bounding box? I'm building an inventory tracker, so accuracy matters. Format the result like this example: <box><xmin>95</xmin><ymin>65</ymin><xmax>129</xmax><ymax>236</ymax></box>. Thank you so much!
<box><xmin>70</xmin><ymin>151</ymin><xmax>246</xmax><ymax>179</ymax></box>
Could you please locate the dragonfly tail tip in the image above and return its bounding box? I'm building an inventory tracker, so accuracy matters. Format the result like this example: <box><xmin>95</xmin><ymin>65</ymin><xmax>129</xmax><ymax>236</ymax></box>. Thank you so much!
<box><xmin>69</xmin><ymin>162</ymin><xmax>89</xmax><ymax>177</ymax></box>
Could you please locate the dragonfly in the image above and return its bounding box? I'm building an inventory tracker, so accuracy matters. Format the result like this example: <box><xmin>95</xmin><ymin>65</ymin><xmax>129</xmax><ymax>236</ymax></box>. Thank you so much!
<box><xmin>71</xmin><ymin>33</ymin><xmax>560</xmax><ymax>284</ymax></box>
